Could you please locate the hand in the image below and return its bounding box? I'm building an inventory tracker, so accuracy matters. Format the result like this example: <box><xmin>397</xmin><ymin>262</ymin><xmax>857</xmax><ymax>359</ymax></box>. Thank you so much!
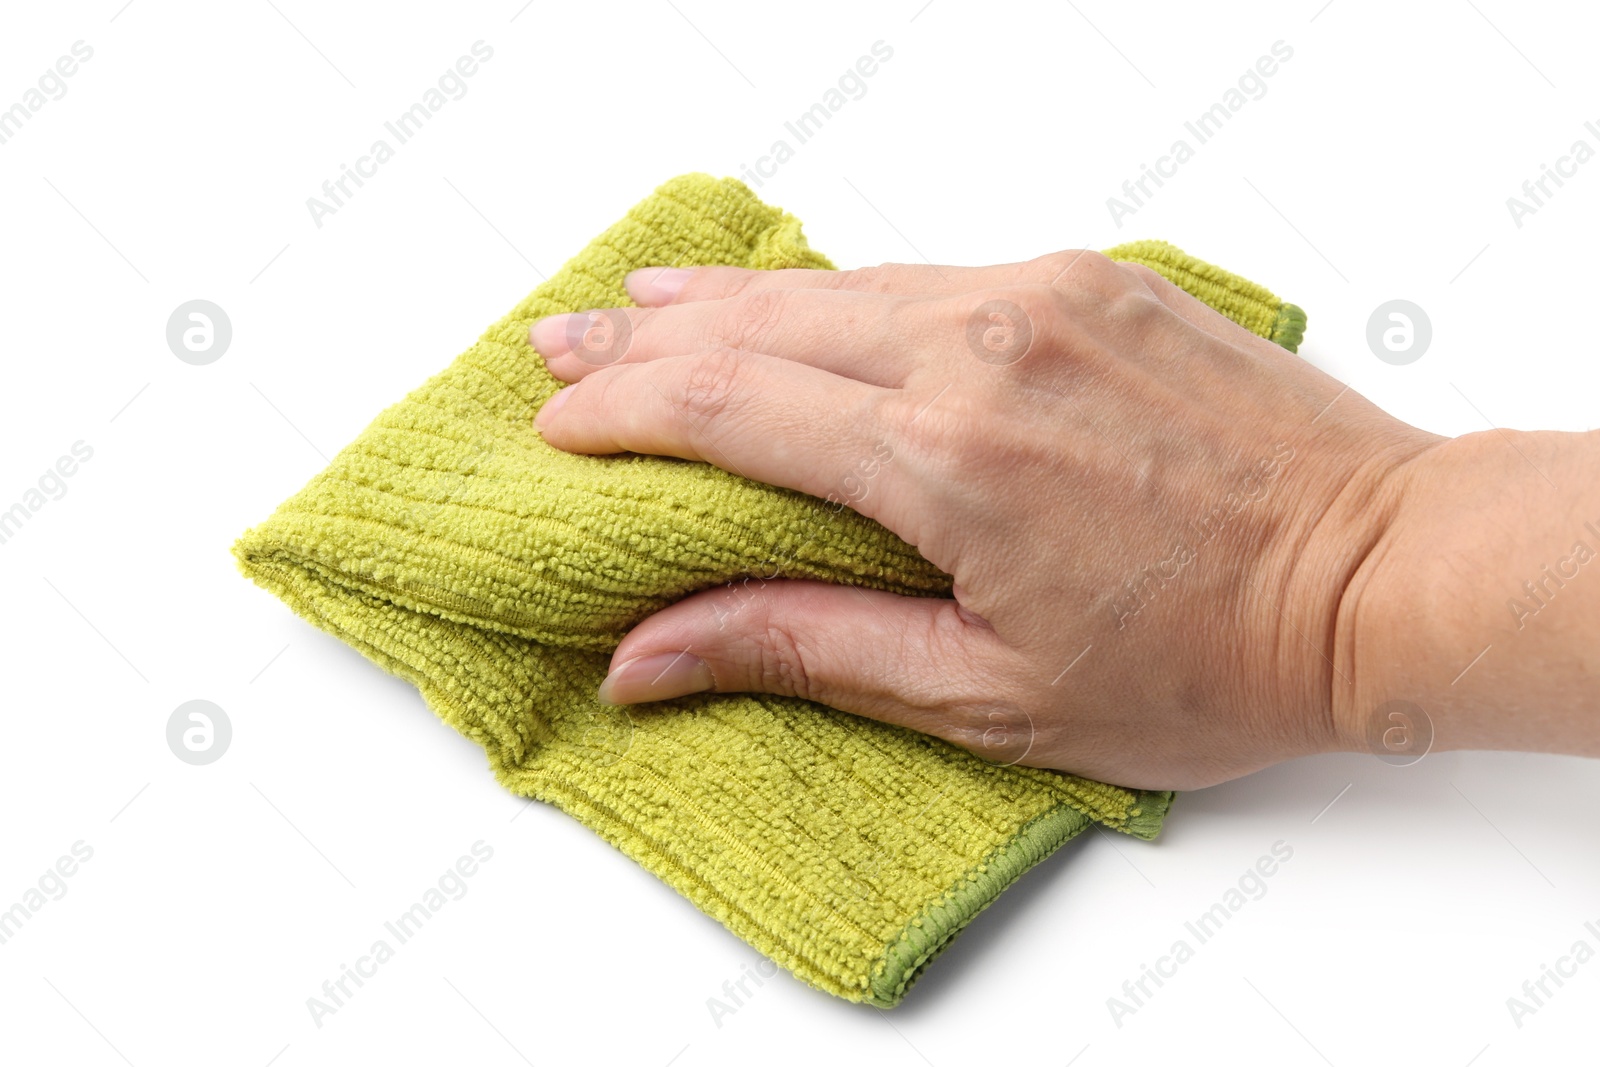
<box><xmin>528</xmin><ymin>254</ymin><xmax>1598</xmax><ymax>789</ymax></box>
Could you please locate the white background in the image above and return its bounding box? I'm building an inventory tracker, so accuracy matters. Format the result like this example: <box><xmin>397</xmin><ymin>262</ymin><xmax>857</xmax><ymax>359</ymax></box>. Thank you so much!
<box><xmin>1</xmin><ymin>1</ymin><xmax>1597</xmax><ymax>1064</ymax></box>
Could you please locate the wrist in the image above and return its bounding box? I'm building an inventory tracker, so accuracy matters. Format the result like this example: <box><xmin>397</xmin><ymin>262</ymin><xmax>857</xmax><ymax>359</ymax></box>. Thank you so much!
<box><xmin>1334</xmin><ymin>428</ymin><xmax>1600</xmax><ymax>759</ymax></box>
<box><xmin>1274</xmin><ymin>431</ymin><xmax>1436</xmax><ymax>760</ymax></box>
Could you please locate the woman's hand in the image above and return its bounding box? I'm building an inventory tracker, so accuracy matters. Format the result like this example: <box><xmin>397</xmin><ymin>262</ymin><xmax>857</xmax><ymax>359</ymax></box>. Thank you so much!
<box><xmin>527</xmin><ymin>253</ymin><xmax>1598</xmax><ymax>789</ymax></box>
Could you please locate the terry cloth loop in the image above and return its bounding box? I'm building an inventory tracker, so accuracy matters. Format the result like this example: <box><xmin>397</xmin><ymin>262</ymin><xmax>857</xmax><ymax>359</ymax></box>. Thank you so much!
<box><xmin>234</xmin><ymin>173</ymin><xmax>1305</xmax><ymax>1006</ymax></box>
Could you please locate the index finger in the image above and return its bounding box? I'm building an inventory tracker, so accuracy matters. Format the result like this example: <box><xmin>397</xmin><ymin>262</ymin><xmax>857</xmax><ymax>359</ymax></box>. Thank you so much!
<box><xmin>624</xmin><ymin>251</ymin><xmax>1113</xmax><ymax>306</ymax></box>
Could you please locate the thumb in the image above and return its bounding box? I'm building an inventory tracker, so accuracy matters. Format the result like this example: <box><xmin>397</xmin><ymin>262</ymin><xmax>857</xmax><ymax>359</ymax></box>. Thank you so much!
<box><xmin>596</xmin><ymin>579</ymin><xmax>1034</xmax><ymax>764</ymax></box>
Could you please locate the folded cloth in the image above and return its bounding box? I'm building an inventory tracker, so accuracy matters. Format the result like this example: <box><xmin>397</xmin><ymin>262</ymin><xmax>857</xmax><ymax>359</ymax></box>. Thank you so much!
<box><xmin>233</xmin><ymin>173</ymin><xmax>1306</xmax><ymax>1006</ymax></box>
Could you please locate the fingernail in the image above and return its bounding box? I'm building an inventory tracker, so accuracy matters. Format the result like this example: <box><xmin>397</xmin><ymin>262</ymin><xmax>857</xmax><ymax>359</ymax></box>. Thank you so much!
<box><xmin>597</xmin><ymin>651</ymin><xmax>714</xmax><ymax>705</ymax></box>
<box><xmin>534</xmin><ymin>386</ymin><xmax>572</xmax><ymax>429</ymax></box>
<box><xmin>625</xmin><ymin>266</ymin><xmax>692</xmax><ymax>306</ymax></box>
<box><xmin>529</xmin><ymin>312</ymin><xmax>587</xmax><ymax>358</ymax></box>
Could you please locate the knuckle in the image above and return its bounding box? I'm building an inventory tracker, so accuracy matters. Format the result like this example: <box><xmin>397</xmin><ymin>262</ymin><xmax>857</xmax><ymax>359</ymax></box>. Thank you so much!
<box><xmin>841</xmin><ymin>261</ymin><xmax>907</xmax><ymax>292</ymax></box>
<box><xmin>1106</xmin><ymin>270</ymin><xmax>1167</xmax><ymax>324</ymax></box>
<box><xmin>679</xmin><ymin>345</ymin><xmax>751</xmax><ymax>422</ymax></box>
<box><xmin>709</xmin><ymin>287</ymin><xmax>790</xmax><ymax>350</ymax></box>
<box><xmin>890</xmin><ymin>386</ymin><xmax>983</xmax><ymax>463</ymax></box>
<box><xmin>1032</xmin><ymin>253</ymin><xmax>1162</xmax><ymax>329</ymax></box>
<box><xmin>1073</xmin><ymin>248</ymin><xmax>1121</xmax><ymax>280</ymax></box>
<box><xmin>1114</xmin><ymin>261</ymin><xmax>1179</xmax><ymax>311</ymax></box>
<box><xmin>751</xmin><ymin>623</ymin><xmax>819</xmax><ymax>701</ymax></box>
<box><xmin>999</xmin><ymin>282</ymin><xmax>1068</xmax><ymax>326</ymax></box>
<box><xmin>683</xmin><ymin>265</ymin><xmax>753</xmax><ymax>301</ymax></box>
<box><xmin>1030</xmin><ymin>249</ymin><xmax>1098</xmax><ymax>284</ymax></box>
<box><xmin>1118</xmin><ymin>261</ymin><xmax>1166</xmax><ymax>289</ymax></box>
<box><xmin>1033</xmin><ymin>248</ymin><xmax>1116</xmax><ymax>289</ymax></box>
<box><xmin>955</xmin><ymin>283</ymin><xmax>1064</xmax><ymax>369</ymax></box>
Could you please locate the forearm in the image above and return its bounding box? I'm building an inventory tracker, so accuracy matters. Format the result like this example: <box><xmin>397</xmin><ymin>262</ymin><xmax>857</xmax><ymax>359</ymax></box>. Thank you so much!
<box><xmin>1341</xmin><ymin>429</ymin><xmax>1600</xmax><ymax>757</ymax></box>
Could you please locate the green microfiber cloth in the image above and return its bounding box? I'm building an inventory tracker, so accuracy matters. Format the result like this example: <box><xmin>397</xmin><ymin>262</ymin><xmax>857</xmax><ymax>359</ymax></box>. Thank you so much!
<box><xmin>233</xmin><ymin>173</ymin><xmax>1305</xmax><ymax>1006</ymax></box>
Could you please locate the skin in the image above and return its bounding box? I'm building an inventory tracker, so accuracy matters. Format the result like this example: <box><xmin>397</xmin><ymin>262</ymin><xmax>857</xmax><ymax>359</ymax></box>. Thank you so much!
<box><xmin>527</xmin><ymin>252</ymin><xmax>1600</xmax><ymax>790</ymax></box>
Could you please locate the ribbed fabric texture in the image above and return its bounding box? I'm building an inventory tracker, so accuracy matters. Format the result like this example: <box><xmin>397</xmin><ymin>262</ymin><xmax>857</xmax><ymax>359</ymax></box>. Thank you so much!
<box><xmin>233</xmin><ymin>174</ymin><xmax>1304</xmax><ymax>1006</ymax></box>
